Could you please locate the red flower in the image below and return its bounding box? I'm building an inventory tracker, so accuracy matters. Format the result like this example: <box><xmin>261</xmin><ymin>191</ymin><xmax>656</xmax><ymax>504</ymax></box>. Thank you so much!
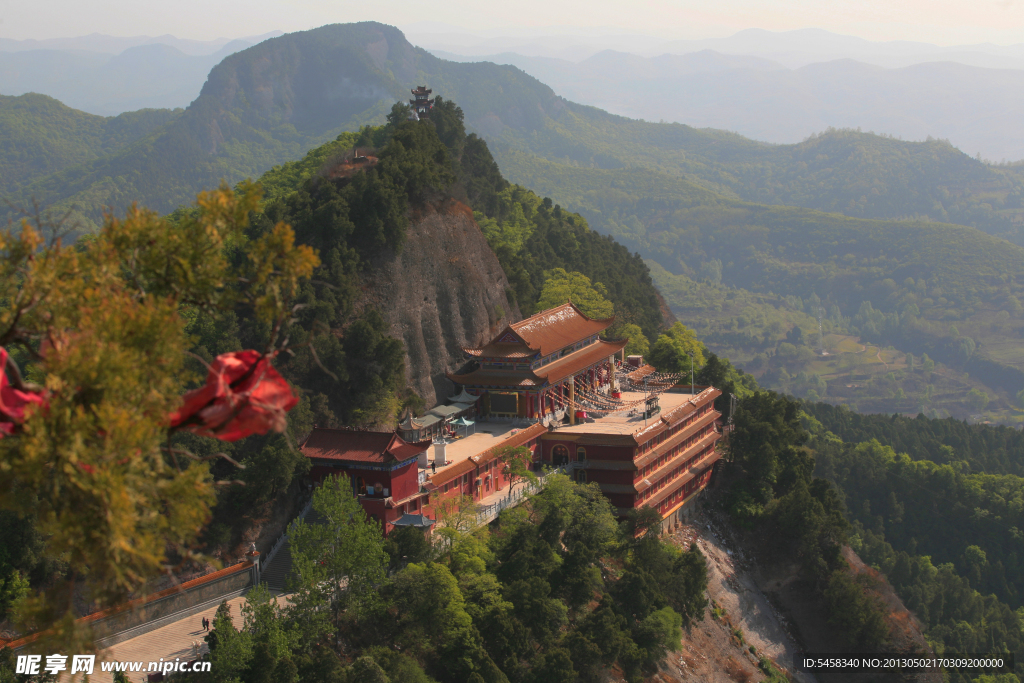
<box><xmin>170</xmin><ymin>350</ymin><xmax>299</xmax><ymax>442</ymax></box>
<box><xmin>0</xmin><ymin>347</ymin><xmax>48</xmax><ymax>437</ymax></box>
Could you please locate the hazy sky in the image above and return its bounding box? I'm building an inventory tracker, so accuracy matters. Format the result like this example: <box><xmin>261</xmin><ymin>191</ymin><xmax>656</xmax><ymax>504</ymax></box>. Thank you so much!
<box><xmin>4</xmin><ymin>0</ymin><xmax>1024</xmax><ymax>46</ymax></box>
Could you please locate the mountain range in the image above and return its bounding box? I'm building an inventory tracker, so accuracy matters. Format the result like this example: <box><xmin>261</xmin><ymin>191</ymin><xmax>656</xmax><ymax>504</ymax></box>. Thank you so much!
<box><xmin>437</xmin><ymin>49</ymin><xmax>1024</xmax><ymax>163</ymax></box>
<box><xmin>4</xmin><ymin>21</ymin><xmax>1024</xmax><ymax>421</ymax></box>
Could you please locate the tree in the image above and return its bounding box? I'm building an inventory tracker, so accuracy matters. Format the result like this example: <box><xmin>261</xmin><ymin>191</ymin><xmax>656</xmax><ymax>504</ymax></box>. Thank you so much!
<box><xmin>618</xmin><ymin>323</ymin><xmax>650</xmax><ymax>358</ymax></box>
<box><xmin>967</xmin><ymin>388</ymin><xmax>990</xmax><ymax>411</ymax></box>
<box><xmin>430</xmin><ymin>493</ymin><xmax>480</xmax><ymax>561</ymax></box>
<box><xmin>535</xmin><ymin>269</ymin><xmax>614</xmax><ymax>319</ymax></box>
<box><xmin>207</xmin><ymin>600</ymin><xmax>252</xmax><ymax>683</ymax></box>
<box><xmin>287</xmin><ymin>474</ymin><xmax>388</xmax><ymax>635</ymax></box>
<box><xmin>384</xmin><ymin>525</ymin><xmax>432</xmax><ymax>570</ymax></box>
<box><xmin>0</xmin><ymin>182</ymin><xmax>317</xmax><ymax>651</ymax></box>
<box><xmin>649</xmin><ymin>323</ymin><xmax>705</xmax><ymax>374</ymax></box>
<box><xmin>496</xmin><ymin>445</ymin><xmax>537</xmax><ymax>501</ymax></box>
<box><xmin>730</xmin><ymin>392</ymin><xmax>809</xmax><ymax>500</ymax></box>
<box><xmin>666</xmin><ymin>544</ymin><xmax>708</xmax><ymax>625</ymax></box>
<box><xmin>823</xmin><ymin>571</ymin><xmax>889</xmax><ymax>650</ymax></box>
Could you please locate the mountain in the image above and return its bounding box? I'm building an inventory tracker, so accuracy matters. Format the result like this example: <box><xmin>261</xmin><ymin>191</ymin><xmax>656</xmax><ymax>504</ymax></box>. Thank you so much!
<box><xmin>440</xmin><ymin>49</ymin><xmax>1024</xmax><ymax>163</ymax></box>
<box><xmin>2</xmin><ymin>22</ymin><xmax>567</xmax><ymax>230</ymax></box>
<box><xmin>411</xmin><ymin>23</ymin><xmax>1024</xmax><ymax>70</ymax></box>
<box><xmin>0</xmin><ymin>31</ymin><xmax>282</xmax><ymax>56</ymax></box>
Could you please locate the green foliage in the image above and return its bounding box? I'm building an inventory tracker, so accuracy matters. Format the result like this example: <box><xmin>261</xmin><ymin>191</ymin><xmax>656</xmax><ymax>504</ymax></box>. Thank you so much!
<box><xmin>535</xmin><ymin>269</ymin><xmax>614</xmax><ymax>319</ymax></box>
<box><xmin>618</xmin><ymin>323</ymin><xmax>650</xmax><ymax>357</ymax></box>
<box><xmin>805</xmin><ymin>401</ymin><xmax>1024</xmax><ymax>475</ymax></box>
<box><xmin>730</xmin><ymin>392</ymin><xmax>810</xmax><ymax>500</ymax></box>
<box><xmin>649</xmin><ymin>322</ymin><xmax>705</xmax><ymax>374</ymax></box>
<box><xmin>470</xmin><ymin>187</ymin><xmax>664</xmax><ymax>340</ymax></box>
<box><xmin>0</xmin><ymin>93</ymin><xmax>181</xmax><ymax>200</ymax></box>
<box><xmin>288</xmin><ymin>474</ymin><xmax>388</xmax><ymax>630</ymax></box>
<box><xmin>385</xmin><ymin>526</ymin><xmax>433</xmax><ymax>570</ymax></box>
<box><xmin>805</xmin><ymin>414</ymin><xmax>1024</xmax><ymax>679</ymax></box>
<box><xmin>495</xmin><ymin>445</ymin><xmax>537</xmax><ymax>500</ymax></box>
<box><xmin>823</xmin><ymin>570</ymin><xmax>890</xmax><ymax>649</ymax></box>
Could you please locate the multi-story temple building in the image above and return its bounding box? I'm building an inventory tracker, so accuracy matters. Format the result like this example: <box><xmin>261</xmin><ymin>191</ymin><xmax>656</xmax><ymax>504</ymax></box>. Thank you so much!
<box><xmin>447</xmin><ymin>303</ymin><xmax>628</xmax><ymax>420</ymax></box>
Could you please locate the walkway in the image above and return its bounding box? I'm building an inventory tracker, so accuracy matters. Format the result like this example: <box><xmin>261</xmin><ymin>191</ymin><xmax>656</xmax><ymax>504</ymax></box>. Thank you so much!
<box><xmin>52</xmin><ymin>467</ymin><xmax>561</xmax><ymax>681</ymax></box>
<box><xmin>471</xmin><ymin>465</ymin><xmax>571</xmax><ymax>527</ymax></box>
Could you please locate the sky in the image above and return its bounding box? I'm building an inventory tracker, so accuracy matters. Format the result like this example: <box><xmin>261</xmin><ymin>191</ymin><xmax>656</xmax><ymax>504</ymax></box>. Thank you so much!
<box><xmin>3</xmin><ymin>0</ymin><xmax>1024</xmax><ymax>46</ymax></box>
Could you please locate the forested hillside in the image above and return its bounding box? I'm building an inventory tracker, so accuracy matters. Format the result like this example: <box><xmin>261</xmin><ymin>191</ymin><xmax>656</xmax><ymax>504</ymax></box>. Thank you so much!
<box><xmin>0</xmin><ymin>93</ymin><xmax>180</xmax><ymax>198</ymax></box>
<box><xmin>497</xmin><ymin>147</ymin><xmax>1024</xmax><ymax>420</ymax></box>
<box><xmin>489</xmin><ymin>104</ymin><xmax>1024</xmax><ymax>246</ymax></box>
<box><xmin>799</xmin><ymin>407</ymin><xmax>1024</xmax><ymax>680</ymax></box>
<box><xmin>1</xmin><ymin>23</ymin><xmax>562</xmax><ymax>231</ymax></box>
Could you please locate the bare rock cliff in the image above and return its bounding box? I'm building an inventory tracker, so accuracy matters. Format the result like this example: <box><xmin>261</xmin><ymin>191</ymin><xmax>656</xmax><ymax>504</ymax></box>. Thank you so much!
<box><xmin>358</xmin><ymin>200</ymin><xmax>520</xmax><ymax>407</ymax></box>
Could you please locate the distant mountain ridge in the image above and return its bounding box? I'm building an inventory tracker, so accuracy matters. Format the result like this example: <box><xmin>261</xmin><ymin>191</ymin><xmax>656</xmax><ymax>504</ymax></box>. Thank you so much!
<box><xmin>4</xmin><ymin>22</ymin><xmax>570</xmax><ymax>228</ymax></box>
<box><xmin>0</xmin><ymin>36</ymin><xmax>274</xmax><ymax>115</ymax></box>
<box><xmin>439</xmin><ymin>48</ymin><xmax>1024</xmax><ymax>163</ymax></box>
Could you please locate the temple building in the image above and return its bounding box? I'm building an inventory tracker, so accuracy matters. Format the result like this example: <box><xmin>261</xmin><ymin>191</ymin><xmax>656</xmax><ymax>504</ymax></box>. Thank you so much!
<box><xmin>447</xmin><ymin>303</ymin><xmax>628</xmax><ymax>420</ymax></box>
<box><xmin>409</xmin><ymin>86</ymin><xmax>434</xmax><ymax>119</ymax></box>
<box><xmin>538</xmin><ymin>385</ymin><xmax>723</xmax><ymax>527</ymax></box>
<box><xmin>301</xmin><ymin>428</ymin><xmax>434</xmax><ymax>535</ymax></box>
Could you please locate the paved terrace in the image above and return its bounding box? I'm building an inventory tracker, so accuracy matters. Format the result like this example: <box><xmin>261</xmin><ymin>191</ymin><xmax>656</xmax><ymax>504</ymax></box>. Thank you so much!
<box><xmin>557</xmin><ymin>389</ymin><xmax>699</xmax><ymax>437</ymax></box>
<box><xmin>429</xmin><ymin>421</ymin><xmax>523</xmax><ymax>469</ymax></box>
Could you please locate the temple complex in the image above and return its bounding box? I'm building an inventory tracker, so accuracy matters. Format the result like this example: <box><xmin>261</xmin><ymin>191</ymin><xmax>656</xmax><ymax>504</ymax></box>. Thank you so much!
<box><xmin>300</xmin><ymin>302</ymin><xmax>724</xmax><ymax>536</ymax></box>
<box><xmin>447</xmin><ymin>303</ymin><xmax>628</xmax><ymax>421</ymax></box>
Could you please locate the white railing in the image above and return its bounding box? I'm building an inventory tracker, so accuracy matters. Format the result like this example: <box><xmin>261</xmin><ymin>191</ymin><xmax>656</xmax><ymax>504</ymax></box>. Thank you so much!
<box><xmin>470</xmin><ymin>464</ymin><xmax>573</xmax><ymax>528</ymax></box>
<box><xmin>261</xmin><ymin>494</ymin><xmax>313</xmax><ymax>571</ymax></box>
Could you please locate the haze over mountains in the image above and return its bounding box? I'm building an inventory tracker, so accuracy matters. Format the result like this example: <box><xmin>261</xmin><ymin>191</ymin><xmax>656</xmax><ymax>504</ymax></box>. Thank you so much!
<box><xmin>436</xmin><ymin>49</ymin><xmax>1024</xmax><ymax>163</ymax></box>
<box><xmin>406</xmin><ymin>24</ymin><xmax>1024</xmax><ymax>70</ymax></box>
<box><xmin>0</xmin><ymin>31</ymin><xmax>281</xmax><ymax>115</ymax></box>
<box><xmin>4</xmin><ymin>21</ymin><xmax>1024</xmax><ymax>423</ymax></box>
<box><xmin>6</xmin><ymin>25</ymin><xmax>1024</xmax><ymax>160</ymax></box>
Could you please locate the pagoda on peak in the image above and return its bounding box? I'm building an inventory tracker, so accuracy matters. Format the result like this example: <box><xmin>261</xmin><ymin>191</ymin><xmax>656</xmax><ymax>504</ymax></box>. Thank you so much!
<box><xmin>410</xmin><ymin>86</ymin><xmax>434</xmax><ymax>119</ymax></box>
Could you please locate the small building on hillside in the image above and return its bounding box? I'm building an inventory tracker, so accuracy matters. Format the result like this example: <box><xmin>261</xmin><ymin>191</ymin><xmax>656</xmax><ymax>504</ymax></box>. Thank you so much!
<box><xmin>447</xmin><ymin>303</ymin><xmax>628</xmax><ymax>420</ymax></box>
<box><xmin>301</xmin><ymin>428</ymin><xmax>433</xmax><ymax>535</ymax></box>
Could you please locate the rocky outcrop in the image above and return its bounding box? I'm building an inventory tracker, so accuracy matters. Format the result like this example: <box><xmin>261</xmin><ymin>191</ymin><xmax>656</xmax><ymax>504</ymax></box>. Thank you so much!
<box><xmin>359</xmin><ymin>199</ymin><xmax>520</xmax><ymax>407</ymax></box>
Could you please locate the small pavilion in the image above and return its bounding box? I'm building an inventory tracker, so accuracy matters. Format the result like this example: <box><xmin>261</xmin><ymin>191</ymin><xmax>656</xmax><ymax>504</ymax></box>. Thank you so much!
<box><xmin>410</xmin><ymin>86</ymin><xmax>434</xmax><ymax>119</ymax></box>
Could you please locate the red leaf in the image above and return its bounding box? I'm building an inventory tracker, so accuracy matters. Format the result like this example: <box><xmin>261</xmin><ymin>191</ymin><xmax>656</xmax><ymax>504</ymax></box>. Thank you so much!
<box><xmin>0</xmin><ymin>347</ymin><xmax>48</xmax><ymax>438</ymax></box>
<box><xmin>170</xmin><ymin>350</ymin><xmax>299</xmax><ymax>442</ymax></box>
